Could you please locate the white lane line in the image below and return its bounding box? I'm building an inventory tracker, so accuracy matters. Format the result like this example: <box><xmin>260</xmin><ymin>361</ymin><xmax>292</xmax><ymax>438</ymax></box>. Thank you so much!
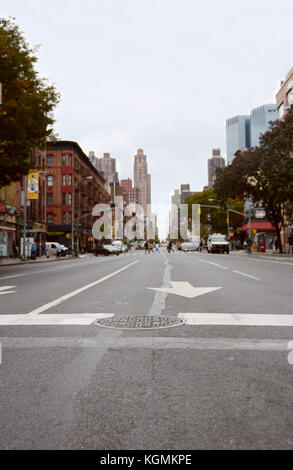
<box><xmin>179</xmin><ymin>312</ymin><xmax>293</xmax><ymax>326</ymax></box>
<box><xmin>233</xmin><ymin>270</ymin><xmax>260</xmax><ymax>280</ymax></box>
<box><xmin>199</xmin><ymin>259</ymin><xmax>228</xmax><ymax>269</ymax></box>
<box><xmin>224</xmin><ymin>254</ymin><xmax>293</xmax><ymax>267</ymax></box>
<box><xmin>26</xmin><ymin>260</ymin><xmax>139</xmax><ymax>316</ymax></box>
<box><xmin>0</xmin><ymin>286</ymin><xmax>17</xmax><ymax>294</ymax></box>
<box><xmin>0</xmin><ymin>313</ymin><xmax>114</xmax><ymax>326</ymax></box>
<box><xmin>0</xmin><ymin>261</ymin><xmax>89</xmax><ymax>281</ymax></box>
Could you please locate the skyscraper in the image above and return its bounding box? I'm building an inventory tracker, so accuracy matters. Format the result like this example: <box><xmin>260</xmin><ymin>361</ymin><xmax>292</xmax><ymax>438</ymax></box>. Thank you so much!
<box><xmin>250</xmin><ymin>104</ymin><xmax>277</xmax><ymax>147</ymax></box>
<box><xmin>96</xmin><ymin>153</ymin><xmax>119</xmax><ymax>185</ymax></box>
<box><xmin>133</xmin><ymin>149</ymin><xmax>151</xmax><ymax>212</ymax></box>
<box><xmin>226</xmin><ymin>115</ymin><xmax>251</xmax><ymax>164</ymax></box>
<box><xmin>276</xmin><ymin>66</ymin><xmax>293</xmax><ymax>120</ymax></box>
<box><xmin>208</xmin><ymin>149</ymin><xmax>226</xmax><ymax>188</ymax></box>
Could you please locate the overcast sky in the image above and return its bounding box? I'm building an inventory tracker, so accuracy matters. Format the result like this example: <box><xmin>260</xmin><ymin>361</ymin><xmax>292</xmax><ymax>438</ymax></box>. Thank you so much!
<box><xmin>2</xmin><ymin>0</ymin><xmax>293</xmax><ymax>237</ymax></box>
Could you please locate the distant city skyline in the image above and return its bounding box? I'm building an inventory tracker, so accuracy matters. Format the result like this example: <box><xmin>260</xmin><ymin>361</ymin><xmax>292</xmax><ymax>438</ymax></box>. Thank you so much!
<box><xmin>2</xmin><ymin>0</ymin><xmax>293</xmax><ymax>237</ymax></box>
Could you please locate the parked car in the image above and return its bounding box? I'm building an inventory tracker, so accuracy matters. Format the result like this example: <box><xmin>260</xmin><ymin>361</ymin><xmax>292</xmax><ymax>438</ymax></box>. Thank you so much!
<box><xmin>207</xmin><ymin>234</ymin><xmax>230</xmax><ymax>254</ymax></box>
<box><xmin>94</xmin><ymin>244</ymin><xmax>120</xmax><ymax>256</ymax></box>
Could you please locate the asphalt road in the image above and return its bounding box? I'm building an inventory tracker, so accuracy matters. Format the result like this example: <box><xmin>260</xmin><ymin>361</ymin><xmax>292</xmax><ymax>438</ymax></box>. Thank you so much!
<box><xmin>0</xmin><ymin>249</ymin><xmax>293</xmax><ymax>449</ymax></box>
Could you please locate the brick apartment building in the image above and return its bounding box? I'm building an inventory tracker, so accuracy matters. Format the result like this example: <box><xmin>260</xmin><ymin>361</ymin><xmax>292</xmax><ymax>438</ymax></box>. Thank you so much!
<box><xmin>276</xmin><ymin>66</ymin><xmax>293</xmax><ymax>250</ymax></box>
<box><xmin>45</xmin><ymin>141</ymin><xmax>110</xmax><ymax>251</ymax></box>
<box><xmin>120</xmin><ymin>179</ymin><xmax>141</xmax><ymax>205</ymax></box>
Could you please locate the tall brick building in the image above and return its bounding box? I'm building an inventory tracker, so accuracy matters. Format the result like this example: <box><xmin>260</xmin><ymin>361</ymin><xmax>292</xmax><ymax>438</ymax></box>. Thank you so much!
<box><xmin>133</xmin><ymin>149</ymin><xmax>151</xmax><ymax>213</ymax></box>
<box><xmin>45</xmin><ymin>141</ymin><xmax>110</xmax><ymax>251</ymax></box>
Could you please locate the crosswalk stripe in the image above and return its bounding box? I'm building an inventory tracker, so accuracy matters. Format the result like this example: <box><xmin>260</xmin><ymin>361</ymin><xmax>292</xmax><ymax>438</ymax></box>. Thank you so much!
<box><xmin>179</xmin><ymin>312</ymin><xmax>293</xmax><ymax>326</ymax></box>
<box><xmin>0</xmin><ymin>313</ymin><xmax>114</xmax><ymax>325</ymax></box>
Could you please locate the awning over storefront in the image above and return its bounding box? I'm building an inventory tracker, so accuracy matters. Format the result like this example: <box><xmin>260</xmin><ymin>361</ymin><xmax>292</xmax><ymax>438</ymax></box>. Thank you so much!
<box><xmin>239</xmin><ymin>221</ymin><xmax>276</xmax><ymax>232</ymax></box>
<box><xmin>0</xmin><ymin>225</ymin><xmax>16</xmax><ymax>233</ymax></box>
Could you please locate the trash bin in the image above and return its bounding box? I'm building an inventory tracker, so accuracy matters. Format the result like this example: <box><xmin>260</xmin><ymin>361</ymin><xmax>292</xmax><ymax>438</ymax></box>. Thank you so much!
<box><xmin>260</xmin><ymin>241</ymin><xmax>266</xmax><ymax>253</ymax></box>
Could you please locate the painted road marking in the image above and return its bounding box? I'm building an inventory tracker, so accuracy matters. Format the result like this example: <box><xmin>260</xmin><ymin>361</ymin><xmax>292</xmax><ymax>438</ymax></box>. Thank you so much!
<box><xmin>148</xmin><ymin>281</ymin><xmax>222</xmax><ymax>298</ymax></box>
<box><xmin>0</xmin><ymin>286</ymin><xmax>17</xmax><ymax>295</ymax></box>
<box><xmin>0</xmin><ymin>313</ymin><xmax>114</xmax><ymax>326</ymax></box>
<box><xmin>0</xmin><ymin>336</ymin><xmax>290</xmax><ymax>351</ymax></box>
<box><xmin>26</xmin><ymin>260</ymin><xmax>139</xmax><ymax>316</ymax></box>
<box><xmin>0</xmin><ymin>261</ymin><xmax>90</xmax><ymax>281</ymax></box>
<box><xmin>179</xmin><ymin>312</ymin><xmax>293</xmax><ymax>326</ymax></box>
<box><xmin>233</xmin><ymin>270</ymin><xmax>260</xmax><ymax>280</ymax></box>
<box><xmin>199</xmin><ymin>259</ymin><xmax>228</xmax><ymax>269</ymax></box>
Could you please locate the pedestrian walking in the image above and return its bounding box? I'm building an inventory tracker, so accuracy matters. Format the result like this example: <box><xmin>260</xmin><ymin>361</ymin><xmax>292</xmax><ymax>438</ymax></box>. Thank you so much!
<box><xmin>31</xmin><ymin>242</ymin><xmax>37</xmax><ymax>260</ymax></box>
<box><xmin>57</xmin><ymin>244</ymin><xmax>62</xmax><ymax>258</ymax></box>
<box><xmin>167</xmin><ymin>240</ymin><xmax>174</xmax><ymax>253</ymax></box>
<box><xmin>155</xmin><ymin>242</ymin><xmax>160</xmax><ymax>253</ymax></box>
<box><xmin>12</xmin><ymin>240</ymin><xmax>18</xmax><ymax>258</ymax></box>
<box><xmin>144</xmin><ymin>241</ymin><xmax>149</xmax><ymax>254</ymax></box>
<box><xmin>41</xmin><ymin>242</ymin><xmax>46</xmax><ymax>257</ymax></box>
<box><xmin>149</xmin><ymin>242</ymin><xmax>153</xmax><ymax>253</ymax></box>
<box><xmin>247</xmin><ymin>237</ymin><xmax>252</xmax><ymax>254</ymax></box>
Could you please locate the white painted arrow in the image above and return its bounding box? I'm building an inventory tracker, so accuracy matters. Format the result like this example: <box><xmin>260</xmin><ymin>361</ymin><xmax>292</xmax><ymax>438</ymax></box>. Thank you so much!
<box><xmin>0</xmin><ymin>286</ymin><xmax>17</xmax><ymax>295</ymax></box>
<box><xmin>148</xmin><ymin>282</ymin><xmax>222</xmax><ymax>298</ymax></box>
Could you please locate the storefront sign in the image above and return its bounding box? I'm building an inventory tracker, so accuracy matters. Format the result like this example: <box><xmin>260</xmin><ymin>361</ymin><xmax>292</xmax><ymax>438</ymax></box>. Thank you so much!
<box><xmin>27</xmin><ymin>170</ymin><xmax>39</xmax><ymax>200</ymax></box>
<box><xmin>0</xmin><ymin>232</ymin><xmax>8</xmax><ymax>256</ymax></box>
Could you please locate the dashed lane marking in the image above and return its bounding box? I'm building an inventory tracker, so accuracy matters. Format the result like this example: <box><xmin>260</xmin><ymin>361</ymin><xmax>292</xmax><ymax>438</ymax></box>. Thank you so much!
<box><xmin>199</xmin><ymin>259</ymin><xmax>228</xmax><ymax>269</ymax></box>
<box><xmin>233</xmin><ymin>270</ymin><xmax>260</xmax><ymax>280</ymax></box>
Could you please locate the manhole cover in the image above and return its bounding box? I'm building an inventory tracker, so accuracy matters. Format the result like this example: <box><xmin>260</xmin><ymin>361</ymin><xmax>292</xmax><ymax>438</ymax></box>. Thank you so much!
<box><xmin>95</xmin><ymin>315</ymin><xmax>185</xmax><ymax>330</ymax></box>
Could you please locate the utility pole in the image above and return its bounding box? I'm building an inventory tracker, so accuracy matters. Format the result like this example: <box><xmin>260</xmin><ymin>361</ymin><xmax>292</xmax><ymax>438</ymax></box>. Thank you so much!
<box><xmin>71</xmin><ymin>185</ymin><xmax>75</xmax><ymax>256</ymax></box>
<box><xmin>248</xmin><ymin>205</ymin><xmax>252</xmax><ymax>239</ymax></box>
<box><xmin>23</xmin><ymin>175</ymin><xmax>28</xmax><ymax>260</ymax></box>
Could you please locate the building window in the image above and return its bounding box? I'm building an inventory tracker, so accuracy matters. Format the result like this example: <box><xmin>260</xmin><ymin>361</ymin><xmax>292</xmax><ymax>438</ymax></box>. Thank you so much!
<box><xmin>68</xmin><ymin>155</ymin><xmax>72</xmax><ymax>166</ymax></box>
<box><xmin>278</xmin><ymin>102</ymin><xmax>285</xmax><ymax>118</ymax></box>
<box><xmin>68</xmin><ymin>175</ymin><xmax>72</xmax><ymax>186</ymax></box>
<box><xmin>62</xmin><ymin>154</ymin><xmax>66</xmax><ymax>166</ymax></box>
<box><xmin>47</xmin><ymin>213</ymin><xmax>54</xmax><ymax>224</ymax></box>
<box><xmin>47</xmin><ymin>175</ymin><xmax>53</xmax><ymax>187</ymax></box>
<box><xmin>47</xmin><ymin>155</ymin><xmax>53</xmax><ymax>167</ymax></box>
<box><xmin>47</xmin><ymin>194</ymin><xmax>53</xmax><ymax>205</ymax></box>
<box><xmin>62</xmin><ymin>175</ymin><xmax>66</xmax><ymax>186</ymax></box>
<box><xmin>68</xmin><ymin>194</ymin><xmax>72</xmax><ymax>205</ymax></box>
<box><xmin>62</xmin><ymin>193</ymin><xmax>66</xmax><ymax>205</ymax></box>
<box><xmin>62</xmin><ymin>212</ymin><xmax>67</xmax><ymax>224</ymax></box>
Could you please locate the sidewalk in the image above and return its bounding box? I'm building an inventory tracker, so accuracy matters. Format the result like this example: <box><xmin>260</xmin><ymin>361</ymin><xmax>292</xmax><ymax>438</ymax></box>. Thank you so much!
<box><xmin>0</xmin><ymin>254</ymin><xmax>89</xmax><ymax>267</ymax></box>
<box><xmin>229</xmin><ymin>249</ymin><xmax>293</xmax><ymax>261</ymax></box>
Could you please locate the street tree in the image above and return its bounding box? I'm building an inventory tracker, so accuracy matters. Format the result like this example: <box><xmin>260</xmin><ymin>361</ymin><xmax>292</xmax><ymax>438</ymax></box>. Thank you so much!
<box><xmin>0</xmin><ymin>17</ymin><xmax>60</xmax><ymax>187</ymax></box>
<box><xmin>214</xmin><ymin>107</ymin><xmax>293</xmax><ymax>252</ymax></box>
<box><xmin>186</xmin><ymin>189</ymin><xmax>244</xmax><ymax>239</ymax></box>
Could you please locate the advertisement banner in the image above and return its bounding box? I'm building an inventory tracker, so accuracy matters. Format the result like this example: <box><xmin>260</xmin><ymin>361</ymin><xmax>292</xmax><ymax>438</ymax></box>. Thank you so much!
<box><xmin>27</xmin><ymin>170</ymin><xmax>39</xmax><ymax>200</ymax></box>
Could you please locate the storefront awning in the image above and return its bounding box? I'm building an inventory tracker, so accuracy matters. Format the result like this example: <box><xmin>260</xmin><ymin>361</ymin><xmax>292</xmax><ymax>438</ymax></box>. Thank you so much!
<box><xmin>0</xmin><ymin>225</ymin><xmax>16</xmax><ymax>233</ymax></box>
<box><xmin>239</xmin><ymin>221</ymin><xmax>276</xmax><ymax>232</ymax></box>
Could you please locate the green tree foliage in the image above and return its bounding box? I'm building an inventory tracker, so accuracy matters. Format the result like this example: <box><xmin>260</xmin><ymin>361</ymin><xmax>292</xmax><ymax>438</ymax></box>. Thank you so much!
<box><xmin>186</xmin><ymin>189</ymin><xmax>244</xmax><ymax>239</ymax></box>
<box><xmin>214</xmin><ymin>107</ymin><xmax>293</xmax><ymax>252</ymax></box>
<box><xmin>0</xmin><ymin>17</ymin><xmax>60</xmax><ymax>187</ymax></box>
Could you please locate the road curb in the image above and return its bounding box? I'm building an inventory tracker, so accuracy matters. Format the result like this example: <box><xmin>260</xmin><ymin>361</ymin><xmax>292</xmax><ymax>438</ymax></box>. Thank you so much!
<box><xmin>0</xmin><ymin>256</ymin><xmax>80</xmax><ymax>267</ymax></box>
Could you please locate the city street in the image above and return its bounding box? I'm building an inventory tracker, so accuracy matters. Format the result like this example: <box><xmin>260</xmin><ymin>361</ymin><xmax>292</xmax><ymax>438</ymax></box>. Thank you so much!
<box><xmin>0</xmin><ymin>249</ymin><xmax>293</xmax><ymax>449</ymax></box>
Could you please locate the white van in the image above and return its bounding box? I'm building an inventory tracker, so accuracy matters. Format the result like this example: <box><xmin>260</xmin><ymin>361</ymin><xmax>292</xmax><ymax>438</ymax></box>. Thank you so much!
<box><xmin>207</xmin><ymin>234</ymin><xmax>229</xmax><ymax>254</ymax></box>
<box><xmin>45</xmin><ymin>242</ymin><xmax>68</xmax><ymax>257</ymax></box>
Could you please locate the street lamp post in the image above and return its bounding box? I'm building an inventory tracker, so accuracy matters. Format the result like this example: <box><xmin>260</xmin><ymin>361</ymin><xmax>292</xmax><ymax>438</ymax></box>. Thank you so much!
<box><xmin>71</xmin><ymin>176</ymin><xmax>93</xmax><ymax>257</ymax></box>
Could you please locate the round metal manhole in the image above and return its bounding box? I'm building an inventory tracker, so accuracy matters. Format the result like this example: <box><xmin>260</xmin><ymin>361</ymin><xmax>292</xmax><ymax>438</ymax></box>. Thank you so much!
<box><xmin>95</xmin><ymin>315</ymin><xmax>185</xmax><ymax>330</ymax></box>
